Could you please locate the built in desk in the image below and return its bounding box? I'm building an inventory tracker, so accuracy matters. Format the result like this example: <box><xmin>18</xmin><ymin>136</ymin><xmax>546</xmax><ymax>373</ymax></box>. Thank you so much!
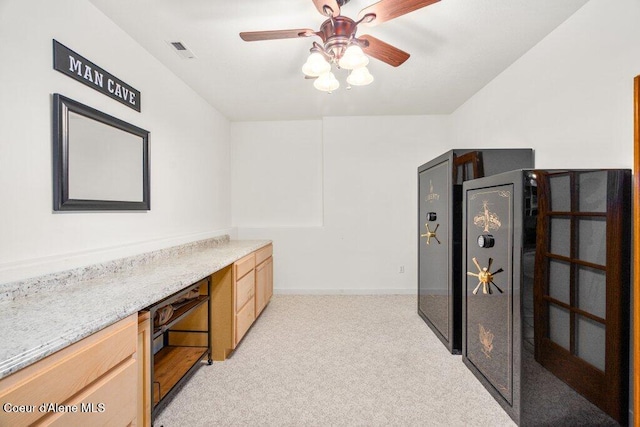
<box><xmin>0</xmin><ymin>236</ymin><xmax>273</xmax><ymax>426</ymax></box>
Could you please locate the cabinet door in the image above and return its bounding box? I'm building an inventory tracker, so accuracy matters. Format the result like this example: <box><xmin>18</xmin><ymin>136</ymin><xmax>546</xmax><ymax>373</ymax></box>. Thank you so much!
<box><xmin>255</xmin><ymin>260</ymin><xmax>268</xmax><ymax>315</ymax></box>
<box><xmin>255</xmin><ymin>256</ymin><xmax>274</xmax><ymax>316</ymax></box>
<box><xmin>137</xmin><ymin>312</ymin><xmax>151</xmax><ymax>427</ymax></box>
<box><xmin>266</xmin><ymin>257</ymin><xmax>273</xmax><ymax>301</ymax></box>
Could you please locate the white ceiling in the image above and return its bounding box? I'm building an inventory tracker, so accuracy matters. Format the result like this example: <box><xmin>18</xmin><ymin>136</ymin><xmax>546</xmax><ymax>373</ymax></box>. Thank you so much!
<box><xmin>88</xmin><ymin>0</ymin><xmax>590</xmax><ymax>121</ymax></box>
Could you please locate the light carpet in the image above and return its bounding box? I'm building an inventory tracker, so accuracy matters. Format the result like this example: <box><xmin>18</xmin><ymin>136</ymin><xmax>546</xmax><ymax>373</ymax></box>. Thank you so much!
<box><xmin>155</xmin><ymin>295</ymin><xmax>516</xmax><ymax>426</ymax></box>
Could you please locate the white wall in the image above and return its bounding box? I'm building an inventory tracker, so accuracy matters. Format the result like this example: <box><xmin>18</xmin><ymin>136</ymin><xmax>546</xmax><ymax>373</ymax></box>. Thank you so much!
<box><xmin>0</xmin><ymin>0</ymin><xmax>231</xmax><ymax>282</ymax></box>
<box><xmin>231</xmin><ymin>121</ymin><xmax>323</xmax><ymax>227</ymax></box>
<box><xmin>450</xmin><ymin>0</ymin><xmax>640</xmax><ymax>168</ymax></box>
<box><xmin>234</xmin><ymin>116</ymin><xmax>450</xmax><ymax>293</ymax></box>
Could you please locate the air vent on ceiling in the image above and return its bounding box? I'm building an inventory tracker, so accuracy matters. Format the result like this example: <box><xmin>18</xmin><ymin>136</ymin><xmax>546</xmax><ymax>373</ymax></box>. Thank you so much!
<box><xmin>167</xmin><ymin>41</ymin><xmax>196</xmax><ymax>59</ymax></box>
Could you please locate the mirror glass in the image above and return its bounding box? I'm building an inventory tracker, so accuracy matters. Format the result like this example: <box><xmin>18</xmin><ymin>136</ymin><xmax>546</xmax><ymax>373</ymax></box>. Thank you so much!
<box><xmin>68</xmin><ymin>112</ymin><xmax>144</xmax><ymax>202</ymax></box>
<box><xmin>53</xmin><ymin>94</ymin><xmax>149</xmax><ymax>211</ymax></box>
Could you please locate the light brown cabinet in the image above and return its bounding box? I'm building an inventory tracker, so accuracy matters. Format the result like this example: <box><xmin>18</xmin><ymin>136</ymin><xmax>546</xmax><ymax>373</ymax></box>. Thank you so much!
<box><xmin>233</xmin><ymin>253</ymin><xmax>256</xmax><ymax>346</ymax></box>
<box><xmin>255</xmin><ymin>246</ymin><xmax>273</xmax><ymax>316</ymax></box>
<box><xmin>235</xmin><ymin>270</ymin><xmax>255</xmax><ymax>313</ymax></box>
<box><xmin>235</xmin><ymin>291</ymin><xmax>256</xmax><ymax>345</ymax></box>
<box><xmin>0</xmin><ymin>314</ymin><xmax>138</xmax><ymax>426</ymax></box>
<box><xmin>211</xmin><ymin>244</ymin><xmax>273</xmax><ymax>360</ymax></box>
<box><xmin>137</xmin><ymin>312</ymin><xmax>151</xmax><ymax>427</ymax></box>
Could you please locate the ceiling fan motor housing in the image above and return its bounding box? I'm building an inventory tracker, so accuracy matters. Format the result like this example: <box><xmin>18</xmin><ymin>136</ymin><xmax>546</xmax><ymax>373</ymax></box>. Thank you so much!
<box><xmin>320</xmin><ymin>16</ymin><xmax>359</xmax><ymax>63</ymax></box>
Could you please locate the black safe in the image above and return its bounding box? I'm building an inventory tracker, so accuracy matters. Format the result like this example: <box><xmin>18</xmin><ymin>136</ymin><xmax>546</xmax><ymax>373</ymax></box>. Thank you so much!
<box><xmin>417</xmin><ymin>149</ymin><xmax>534</xmax><ymax>353</ymax></box>
<box><xmin>462</xmin><ymin>169</ymin><xmax>630</xmax><ymax>426</ymax></box>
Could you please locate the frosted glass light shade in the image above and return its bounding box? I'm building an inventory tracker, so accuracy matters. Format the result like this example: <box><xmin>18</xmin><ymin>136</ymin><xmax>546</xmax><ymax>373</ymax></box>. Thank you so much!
<box><xmin>313</xmin><ymin>71</ymin><xmax>339</xmax><ymax>92</ymax></box>
<box><xmin>346</xmin><ymin>66</ymin><xmax>374</xmax><ymax>86</ymax></box>
<box><xmin>338</xmin><ymin>45</ymin><xmax>369</xmax><ymax>70</ymax></box>
<box><xmin>302</xmin><ymin>52</ymin><xmax>331</xmax><ymax>77</ymax></box>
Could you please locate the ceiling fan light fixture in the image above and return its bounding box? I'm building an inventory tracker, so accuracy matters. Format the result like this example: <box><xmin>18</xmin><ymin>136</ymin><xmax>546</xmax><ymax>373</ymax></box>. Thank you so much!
<box><xmin>241</xmin><ymin>0</ymin><xmax>442</xmax><ymax>91</ymax></box>
<box><xmin>338</xmin><ymin>45</ymin><xmax>369</xmax><ymax>70</ymax></box>
<box><xmin>346</xmin><ymin>66</ymin><xmax>374</xmax><ymax>86</ymax></box>
<box><xmin>302</xmin><ymin>52</ymin><xmax>331</xmax><ymax>77</ymax></box>
<box><xmin>313</xmin><ymin>71</ymin><xmax>340</xmax><ymax>92</ymax></box>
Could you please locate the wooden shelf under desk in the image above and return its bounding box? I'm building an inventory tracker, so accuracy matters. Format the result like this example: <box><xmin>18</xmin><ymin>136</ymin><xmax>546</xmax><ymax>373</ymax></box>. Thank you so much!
<box><xmin>148</xmin><ymin>278</ymin><xmax>211</xmax><ymax>420</ymax></box>
<box><xmin>152</xmin><ymin>346</ymin><xmax>208</xmax><ymax>406</ymax></box>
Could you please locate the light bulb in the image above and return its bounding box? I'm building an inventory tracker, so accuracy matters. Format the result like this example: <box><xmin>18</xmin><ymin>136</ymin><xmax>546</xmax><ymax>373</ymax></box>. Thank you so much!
<box><xmin>338</xmin><ymin>45</ymin><xmax>369</xmax><ymax>70</ymax></box>
<box><xmin>346</xmin><ymin>66</ymin><xmax>374</xmax><ymax>86</ymax></box>
<box><xmin>313</xmin><ymin>71</ymin><xmax>339</xmax><ymax>92</ymax></box>
<box><xmin>302</xmin><ymin>52</ymin><xmax>331</xmax><ymax>77</ymax></box>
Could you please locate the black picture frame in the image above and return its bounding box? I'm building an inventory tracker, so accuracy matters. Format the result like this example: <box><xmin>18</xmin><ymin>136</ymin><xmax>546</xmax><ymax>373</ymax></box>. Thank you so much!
<box><xmin>52</xmin><ymin>93</ymin><xmax>150</xmax><ymax>211</ymax></box>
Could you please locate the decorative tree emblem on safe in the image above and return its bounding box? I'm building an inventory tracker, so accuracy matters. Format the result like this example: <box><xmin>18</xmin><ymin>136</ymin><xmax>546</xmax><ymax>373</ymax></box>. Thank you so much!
<box><xmin>474</xmin><ymin>200</ymin><xmax>501</xmax><ymax>232</ymax></box>
<box><xmin>467</xmin><ymin>257</ymin><xmax>504</xmax><ymax>295</ymax></box>
<box><xmin>425</xmin><ymin>179</ymin><xmax>440</xmax><ymax>202</ymax></box>
<box><xmin>420</xmin><ymin>223</ymin><xmax>441</xmax><ymax>245</ymax></box>
<box><xmin>479</xmin><ymin>324</ymin><xmax>495</xmax><ymax>358</ymax></box>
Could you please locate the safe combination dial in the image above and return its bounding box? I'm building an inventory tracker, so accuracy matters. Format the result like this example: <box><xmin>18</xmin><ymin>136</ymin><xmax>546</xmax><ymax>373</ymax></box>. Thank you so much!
<box><xmin>477</xmin><ymin>234</ymin><xmax>495</xmax><ymax>248</ymax></box>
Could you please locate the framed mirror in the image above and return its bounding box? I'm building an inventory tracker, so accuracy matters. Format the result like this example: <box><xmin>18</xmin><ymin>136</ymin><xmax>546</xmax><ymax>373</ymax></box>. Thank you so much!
<box><xmin>53</xmin><ymin>93</ymin><xmax>150</xmax><ymax>211</ymax></box>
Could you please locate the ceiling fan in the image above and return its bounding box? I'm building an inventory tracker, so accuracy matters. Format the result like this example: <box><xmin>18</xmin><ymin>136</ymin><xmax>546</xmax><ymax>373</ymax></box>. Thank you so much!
<box><xmin>239</xmin><ymin>0</ymin><xmax>440</xmax><ymax>92</ymax></box>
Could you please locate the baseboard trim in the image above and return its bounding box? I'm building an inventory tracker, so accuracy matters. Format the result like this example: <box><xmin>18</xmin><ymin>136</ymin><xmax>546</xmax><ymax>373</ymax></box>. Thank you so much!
<box><xmin>274</xmin><ymin>288</ymin><xmax>416</xmax><ymax>295</ymax></box>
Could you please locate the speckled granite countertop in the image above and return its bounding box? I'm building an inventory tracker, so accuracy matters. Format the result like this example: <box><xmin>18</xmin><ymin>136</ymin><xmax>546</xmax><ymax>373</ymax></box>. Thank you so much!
<box><xmin>0</xmin><ymin>236</ymin><xmax>271</xmax><ymax>380</ymax></box>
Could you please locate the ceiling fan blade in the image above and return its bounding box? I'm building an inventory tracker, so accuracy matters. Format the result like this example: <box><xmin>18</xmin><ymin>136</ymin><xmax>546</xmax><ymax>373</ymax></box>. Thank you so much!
<box><xmin>358</xmin><ymin>0</ymin><xmax>440</xmax><ymax>27</ymax></box>
<box><xmin>240</xmin><ymin>29</ymin><xmax>318</xmax><ymax>42</ymax></box>
<box><xmin>358</xmin><ymin>34</ymin><xmax>410</xmax><ymax>67</ymax></box>
<box><xmin>312</xmin><ymin>0</ymin><xmax>340</xmax><ymax>17</ymax></box>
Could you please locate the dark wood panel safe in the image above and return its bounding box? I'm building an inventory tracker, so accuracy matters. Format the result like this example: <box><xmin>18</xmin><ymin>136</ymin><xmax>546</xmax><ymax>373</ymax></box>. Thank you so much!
<box><xmin>461</xmin><ymin>169</ymin><xmax>630</xmax><ymax>426</ymax></box>
<box><xmin>417</xmin><ymin>149</ymin><xmax>534</xmax><ymax>353</ymax></box>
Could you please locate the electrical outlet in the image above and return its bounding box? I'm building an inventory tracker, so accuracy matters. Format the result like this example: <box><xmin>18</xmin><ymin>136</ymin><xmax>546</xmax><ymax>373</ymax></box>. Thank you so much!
<box><xmin>399</xmin><ymin>266</ymin><xmax>405</xmax><ymax>273</ymax></box>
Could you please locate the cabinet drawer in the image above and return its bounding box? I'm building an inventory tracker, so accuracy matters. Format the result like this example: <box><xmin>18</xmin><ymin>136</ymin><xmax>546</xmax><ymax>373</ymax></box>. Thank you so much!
<box><xmin>255</xmin><ymin>244</ymin><xmax>273</xmax><ymax>266</ymax></box>
<box><xmin>0</xmin><ymin>314</ymin><xmax>136</xmax><ymax>427</ymax></box>
<box><xmin>235</xmin><ymin>253</ymin><xmax>255</xmax><ymax>280</ymax></box>
<box><xmin>43</xmin><ymin>358</ymin><xmax>137</xmax><ymax>426</ymax></box>
<box><xmin>235</xmin><ymin>297</ymin><xmax>255</xmax><ymax>345</ymax></box>
<box><xmin>235</xmin><ymin>270</ymin><xmax>255</xmax><ymax>312</ymax></box>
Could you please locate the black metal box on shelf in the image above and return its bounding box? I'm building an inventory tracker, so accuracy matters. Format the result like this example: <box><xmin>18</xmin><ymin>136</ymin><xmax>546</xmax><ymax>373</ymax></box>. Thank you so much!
<box><xmin>461</xmin><ymin>169</ymin><xmax>631</xmax><ymax>426</ymax></box>
<box><xmin>417</xmin><ymin>149</ymin><xmax>534</xmax><ymax>354</ymax></box>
